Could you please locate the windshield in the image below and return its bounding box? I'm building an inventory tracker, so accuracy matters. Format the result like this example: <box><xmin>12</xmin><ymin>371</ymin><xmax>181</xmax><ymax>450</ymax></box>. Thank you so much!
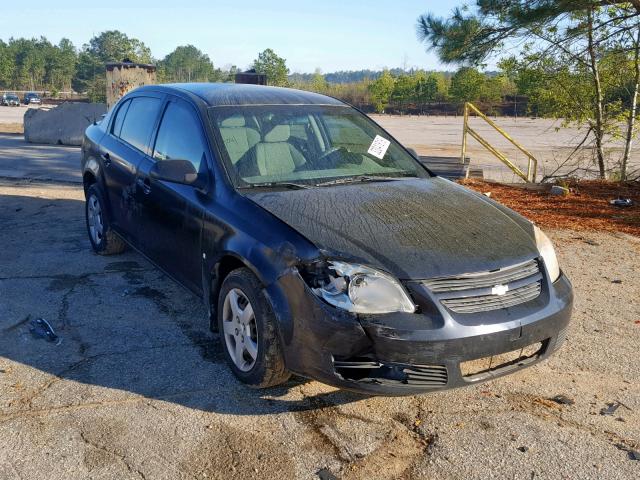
<box><xmin>209</xmin><ymin>104</ymin><xmax>429</xmax><ymax>187</ymax></box>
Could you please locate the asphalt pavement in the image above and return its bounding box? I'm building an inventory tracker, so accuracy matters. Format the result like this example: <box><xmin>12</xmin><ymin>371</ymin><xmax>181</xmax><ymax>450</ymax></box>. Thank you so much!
<box><xmin>0</xmin><ymin>134</ymin><xmax>80</xmax><ymax>183</ymax></box>
<box><xmin>0</xmin><ymin>142</ymin><xmax>638</xmax><ymax>479</ymax></box>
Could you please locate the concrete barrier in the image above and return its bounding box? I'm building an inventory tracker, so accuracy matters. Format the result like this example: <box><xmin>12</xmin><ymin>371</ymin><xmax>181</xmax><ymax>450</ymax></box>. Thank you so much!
<box><xmin>24</xmin><ymin>102</ymin><xmax>107</xmax><ymax>146</ymax></box>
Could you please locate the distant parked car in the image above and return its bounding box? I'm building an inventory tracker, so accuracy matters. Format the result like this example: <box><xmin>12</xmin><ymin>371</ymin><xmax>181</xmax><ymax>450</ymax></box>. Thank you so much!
<box><xmin>23</xmin><ymin>92</ymin><xmax>41</xmax><ymax>105</ymax></box>
<box><xmin>1</xmin><ymin>93</ymin><xmax>21</xmax><ymax>106</ymax></box>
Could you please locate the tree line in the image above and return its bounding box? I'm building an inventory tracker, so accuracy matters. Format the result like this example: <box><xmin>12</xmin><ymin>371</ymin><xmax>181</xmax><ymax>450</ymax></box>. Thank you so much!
<box><xmin>1</xmin><ymin>29</ymin><xmax>622</xmax><ymax>123</ymax></box>
<box><xmin>291</xmin><ymin>67</ymin><xmax>515</xmax><ymax>114</ymax></box>
<box><xmin>0</xmin><ymin>30</ymin><xmax>604</xmax><ymax>119</ymax></box>
<box><xmin>3</xmin><ymin>13</ymin><xmax>639</xmax><ymax>181</ymax></box>
<box><xmin>0</xmin><ymin>32</ymin><xmax>283</xmax><ymax>100</ymax></box>
<box><xmin>417</xmin><ymin>0</ymin><xmax>640</xmax><ymax>180</ymax></box>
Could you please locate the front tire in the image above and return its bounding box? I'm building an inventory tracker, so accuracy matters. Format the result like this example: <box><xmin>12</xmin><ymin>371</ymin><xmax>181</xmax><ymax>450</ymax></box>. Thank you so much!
<box><xmin>85</xmin><ymin>184</ymin><xmax>126</xmax><ymax>255</ymax></box>
<box><xmin>217</xmin><ymin>268</ymin><xmax>290</xmax><ymax>388</ymax></box>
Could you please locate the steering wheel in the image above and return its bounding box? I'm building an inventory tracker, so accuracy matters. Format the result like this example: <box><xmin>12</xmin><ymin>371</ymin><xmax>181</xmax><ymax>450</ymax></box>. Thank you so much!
<box><xmin>307</xmin><ymin>146</ymin><xmax>341</xmax><ymax>170</ymax></box>
<box><xmin>316</xmin><ymin>146</ymin><xmax>343</xmax><ymax>163</ymax></box>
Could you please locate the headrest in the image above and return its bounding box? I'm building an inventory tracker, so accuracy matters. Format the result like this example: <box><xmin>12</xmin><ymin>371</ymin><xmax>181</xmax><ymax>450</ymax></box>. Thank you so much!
<box><xmin>220</xmin><ymin>115</ymin><xmax>246</xmax><ymax>127</ymax></box>
<box><xmin>264</xmin><ymin>124</ymin><xmax>290</xmax><ymax>142</ymax></box>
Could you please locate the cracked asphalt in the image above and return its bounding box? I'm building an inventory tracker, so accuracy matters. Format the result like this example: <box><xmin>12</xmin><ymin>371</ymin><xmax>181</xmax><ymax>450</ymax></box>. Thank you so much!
<box><xmin>0</xmin><ymin>178</ymin><xmax>639</xmax><ymax>480</ymax></box>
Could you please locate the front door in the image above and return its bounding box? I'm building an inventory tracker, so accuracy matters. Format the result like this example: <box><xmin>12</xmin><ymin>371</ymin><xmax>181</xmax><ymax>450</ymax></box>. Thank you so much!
<box><xmin>135</xmin><ymin>98</ymin><xmax>210</xmax><ymax>294</ymax></box>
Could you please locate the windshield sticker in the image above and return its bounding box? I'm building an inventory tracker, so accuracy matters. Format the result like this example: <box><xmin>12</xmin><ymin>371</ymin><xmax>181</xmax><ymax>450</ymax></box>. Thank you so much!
<box><xmin>367</xmin><ymin>135</ymin><xmax>391</xmax><ymax>159</ymax></box>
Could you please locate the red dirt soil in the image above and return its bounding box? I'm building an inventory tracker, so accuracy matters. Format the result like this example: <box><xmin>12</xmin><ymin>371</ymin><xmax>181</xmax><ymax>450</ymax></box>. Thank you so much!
<box><xmin>460</xmin><ymin>179</ymin><xmax>640</xmax><ymax>237</ymax></box>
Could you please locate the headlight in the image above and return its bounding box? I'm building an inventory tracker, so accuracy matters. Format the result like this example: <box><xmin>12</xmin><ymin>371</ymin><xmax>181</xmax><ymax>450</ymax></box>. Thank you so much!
<box><xmin>534</xmin><ymin>226</ymin><xmax>560</xmax><ymax>282</ymax></box>
<box><xmin>306</xmin><ymin>260</ymin><xmax>415</xmax><ymax>314</ymax></box>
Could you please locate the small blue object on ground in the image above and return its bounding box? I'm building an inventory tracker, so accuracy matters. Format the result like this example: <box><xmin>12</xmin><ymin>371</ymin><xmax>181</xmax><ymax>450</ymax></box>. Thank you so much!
<box><xmin>29</xmin><ymin>317</ymin><xmax>59</xmax><ymax>343</ymax></box>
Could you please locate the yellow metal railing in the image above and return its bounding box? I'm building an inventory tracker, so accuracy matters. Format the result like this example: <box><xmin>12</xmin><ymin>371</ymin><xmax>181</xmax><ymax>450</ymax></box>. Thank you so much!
<box><xmin>461</xmin><ymin>102</ymin><xmax>538</xmax><ymax>182</ymax></box>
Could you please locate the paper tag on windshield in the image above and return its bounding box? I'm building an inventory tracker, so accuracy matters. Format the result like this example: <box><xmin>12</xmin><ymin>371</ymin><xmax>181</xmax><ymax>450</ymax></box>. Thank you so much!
<box><xmin>367</xmin><ymin>135</ymin><xmax>391</xmax><ymax>159</ymax></box>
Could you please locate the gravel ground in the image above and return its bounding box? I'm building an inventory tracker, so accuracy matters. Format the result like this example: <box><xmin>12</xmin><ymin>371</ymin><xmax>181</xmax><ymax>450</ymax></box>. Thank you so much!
<box><xmin>372</xmin><ymin>115</ymin><xmax>640</xmax><ymax>182</ymax></box>
<box><xmin>3</xmin><ymin>110</ymin><xmax>637</xmax><ymax>182</ymax></box>
<box><xmin>0</xmin><ymin>105</ymin><xmax>41</xmax><ymax>133</ymax></box>
<box><xmin>0</xmin><ymin>105</ymin><xmax>41</xmax><ymax>124</ymax></box>
<box><xmin>0</xmin><ymin>134</ymin><xmax>80</xmax><ymax>182</ymax></box>
<box><xmin>0</xmin><ymin>179</ymin><xmax>638</xmax><ymax>480</ymax></box>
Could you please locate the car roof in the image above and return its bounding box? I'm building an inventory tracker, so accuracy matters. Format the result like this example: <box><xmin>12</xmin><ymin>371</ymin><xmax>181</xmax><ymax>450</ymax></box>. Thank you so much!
<box><xmin>134</xmin><ymin>83</ymin><xmax>344</xmax><ymax>108</ymax></box>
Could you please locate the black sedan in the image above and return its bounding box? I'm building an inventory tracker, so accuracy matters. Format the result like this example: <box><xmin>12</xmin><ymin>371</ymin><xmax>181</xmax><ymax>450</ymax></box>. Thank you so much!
<box><xmin>23</xmin><ymin>92</ymin><xmax>41</xmax><ymax>105</ymax></box>
<box><xmin>81</xmin><ymin>83</ymin><xmax>573</xmax><ymax>395</ymax></box>
<box><xmin>1</xmin><ymin>93</ymin><xmax>21</xmax><ymax>106</ymax></box>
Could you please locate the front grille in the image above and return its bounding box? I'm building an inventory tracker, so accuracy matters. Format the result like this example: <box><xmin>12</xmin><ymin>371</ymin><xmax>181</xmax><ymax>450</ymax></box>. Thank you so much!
<box><xmin>333</xmin><ymin>360</ymin><xmax>382</xmax><ymax>369</ymax></box>
<box><xmin>423</xmin><ymin>259</ymin><xmax>540</xmax><ymax>292</ymax></box>
<box><xmin>423</xmin><ymin>259</ymin><xmax>543</xmax><ymax>314</ymax></box>
<box><xmin>442</xmin><ymin>281</ymin><xmax>542</xmax><ymax>313</ymax></box>
<box><xmin>552</xmin><ymin>325</ymin><xmax>569</xmax><ymax>350</ymax></box>
<box><xmin>402</xmin><ymin>365</ymin><xmax>448</xmax><ymax>386</ymax></box>
<box><xmin>333</xmin><ymin>358</ymin><xmax>448</xmax><ymax>386</ymax></box>
<box><xmin>460</xmin><ymin>341</ymin><xmax>545</xmax><ymax>379</ymax></box>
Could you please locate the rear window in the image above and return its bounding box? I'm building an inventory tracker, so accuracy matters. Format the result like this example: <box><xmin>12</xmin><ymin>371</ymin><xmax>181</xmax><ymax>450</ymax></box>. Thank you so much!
<box><xmin>111</xmin><ymin>99</ymin><xmax>131</xmax><ymax>138</ymax></box>
<box><xmin>119</xmin><ymin>97</ymin><xmax>162</xmax><ymax>152</ymax></box>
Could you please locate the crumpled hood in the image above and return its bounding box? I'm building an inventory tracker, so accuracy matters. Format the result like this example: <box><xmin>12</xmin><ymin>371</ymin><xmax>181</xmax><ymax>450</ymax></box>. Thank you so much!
<box><xmin>243</xmin><ymin>177</ymin><xmax>539</xmax><ymax>279</ymax></box>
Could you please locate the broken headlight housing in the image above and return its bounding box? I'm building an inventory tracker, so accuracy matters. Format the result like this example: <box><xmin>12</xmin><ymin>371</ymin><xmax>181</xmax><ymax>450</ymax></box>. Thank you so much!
<box><xmin>534</xmin><ymin>225</ymin><xmax>560</xmax><ymax>282</ymax></box>
<box><xmin>304</xmin><ymin>260</ymin><xmax>416</xmax><ymax>314</ymax></box>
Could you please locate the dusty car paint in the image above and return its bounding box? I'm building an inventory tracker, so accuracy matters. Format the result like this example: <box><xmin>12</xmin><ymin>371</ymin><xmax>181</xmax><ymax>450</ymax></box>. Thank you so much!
<box><xmin>81</xmin><ymin>83</ymin><xmax>573</xmax><ymax>395</ymax></box>
<box><xmin>243</xmin><ymin>177</ymin><xmax>539</xmax><ymax>279</ymax></box>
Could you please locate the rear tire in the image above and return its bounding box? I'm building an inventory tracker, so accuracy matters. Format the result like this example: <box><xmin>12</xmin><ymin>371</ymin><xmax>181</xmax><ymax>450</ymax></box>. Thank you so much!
<box><xmin>217</xmin><ymin>268</ymin><xmax>290</xmax><ymax>388</ymax></box>
<box><xmin>85</xmin><ymin>184</ymin><xmax>126</xmax><ymax>255</ymax></box>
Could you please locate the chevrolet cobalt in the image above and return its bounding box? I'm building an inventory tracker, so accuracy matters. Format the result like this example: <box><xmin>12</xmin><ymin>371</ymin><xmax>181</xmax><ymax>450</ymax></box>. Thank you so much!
<box><xmin>81</xmin><ymin>83</ymin><xmax>573</xmax><ymax>395</ymax></box>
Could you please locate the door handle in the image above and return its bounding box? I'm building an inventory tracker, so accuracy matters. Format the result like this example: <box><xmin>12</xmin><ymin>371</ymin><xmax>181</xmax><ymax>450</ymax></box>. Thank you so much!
<box><xmin>136</xmin><ymin>177</ymin><xmax>151</xmax><ymax>194</ymax></box>
<box><xmin>102</xmin><ymin>152</ymin><xmax>111</xmax><ymax>167</ymax></box>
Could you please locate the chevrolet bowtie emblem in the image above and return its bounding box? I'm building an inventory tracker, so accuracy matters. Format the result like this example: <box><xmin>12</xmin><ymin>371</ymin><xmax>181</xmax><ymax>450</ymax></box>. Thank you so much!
<box><xmin>492</xmin><ymin>284</ymin><xmax>509</xmax><ymax>296</ymax></box>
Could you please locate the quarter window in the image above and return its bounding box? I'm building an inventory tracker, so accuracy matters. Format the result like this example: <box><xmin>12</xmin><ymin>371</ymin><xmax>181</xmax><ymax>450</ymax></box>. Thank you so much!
<box><xmin>111</xmin><ymin>99</ymin><xmax>130</xmax><ymax>137</ymax></box>
<box><xmin>119</xmin><ymin>97</ymin><xmax>162</xmax><ymax>153</ymax></box>
<box><xmin>153</xmin><ymin>101</ymin><xmax>206</xmax><ymax>172</ymax></box>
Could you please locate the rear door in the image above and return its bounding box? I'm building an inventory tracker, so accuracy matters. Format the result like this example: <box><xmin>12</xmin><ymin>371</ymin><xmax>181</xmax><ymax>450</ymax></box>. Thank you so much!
<box><xmin>98</xmin><ymin>94</ymin><xmax>163</xmax><ymax>245</ymax></box>
<box><xmin>135</xmin><ymin>97</ymin><xmax>211</xmax><ymax>294</ymax></box>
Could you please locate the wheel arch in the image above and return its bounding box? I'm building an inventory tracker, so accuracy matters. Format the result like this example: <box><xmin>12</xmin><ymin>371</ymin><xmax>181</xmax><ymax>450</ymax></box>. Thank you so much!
<box><xmin>207</xmin><ymin>252</ymin><xmax>265</xmax><ymax>331</ymax></box>
<box><xmin>82</xmin><ymin>158</ymin><xmax>114</xmax><ymax>220</ymax></box>
<box><xmin>83</xmin><ymin>170</ymin><xmax>97</xmax><ymax>193</ymax></box>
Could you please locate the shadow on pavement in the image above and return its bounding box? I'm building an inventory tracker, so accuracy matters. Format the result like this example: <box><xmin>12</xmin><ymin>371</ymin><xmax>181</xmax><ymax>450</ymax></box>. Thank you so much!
<box><xmin>0</xmin><ymin>134</ymin><xmax>82</xmax><ymax>183</ymax></box>
<box><xmin>0</xmin><ymin>191</ymin><xmax>366</xmax><ymax>418</ymax></box>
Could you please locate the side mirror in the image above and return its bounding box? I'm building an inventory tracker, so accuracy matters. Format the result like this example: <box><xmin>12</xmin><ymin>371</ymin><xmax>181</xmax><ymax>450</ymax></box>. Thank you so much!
<box><xmin>407</xmin><ymin>147</ymin><xmax>420</xmax><ymax>160</ymax></box>
<box><xmin>150</xmin><ymin>159</ymin><xmax>205</xmax><ymax>188</ymax></box>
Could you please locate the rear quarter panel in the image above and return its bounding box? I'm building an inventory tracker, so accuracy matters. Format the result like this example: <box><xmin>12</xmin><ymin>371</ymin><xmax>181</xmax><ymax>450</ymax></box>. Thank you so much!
<box><xmin>81</xmin><ymin>123</ymin><xmax>107</xmax><ymax>193</ymax></box>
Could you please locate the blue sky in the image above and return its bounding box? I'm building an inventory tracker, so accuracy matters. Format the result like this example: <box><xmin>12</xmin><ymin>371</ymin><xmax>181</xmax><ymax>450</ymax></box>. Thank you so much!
<box><xmin>0</xmin><ymin>0</ymin><xmax>463</xmax><ymax>73</ymax></box>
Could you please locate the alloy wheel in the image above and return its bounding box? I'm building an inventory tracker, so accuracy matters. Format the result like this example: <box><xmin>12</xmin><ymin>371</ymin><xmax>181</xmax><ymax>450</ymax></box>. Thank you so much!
<box><xmin>87</xmin><ymin>194</ymin><xmax>104</xmax><ymax>245</ymax></box>
<box><xmin>222</xmin><ymin>288</ymin><xmax>259</xmax><ymax>372</ymax></box>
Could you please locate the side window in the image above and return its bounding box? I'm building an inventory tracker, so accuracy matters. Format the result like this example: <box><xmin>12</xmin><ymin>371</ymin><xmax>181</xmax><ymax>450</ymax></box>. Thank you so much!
<box><xmin>111</xmin><ymin>99</ymin><xmax>130</xmax><ymax>137</ymax></box>
<box><xmin>119</xmin><ymin>97</ymin><xmax>162</xmax><ymax>153</ymax></box>
<box><xmin>153</xmin><ymin>101</ymin><xmax>206</xmax><ymax>172</ymax></box>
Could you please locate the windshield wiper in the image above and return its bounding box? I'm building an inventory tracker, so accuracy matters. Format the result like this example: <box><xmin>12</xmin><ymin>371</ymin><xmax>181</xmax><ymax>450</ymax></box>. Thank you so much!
<box><xmin>314</xmin><ymin>175</ymin><xmax>413</xmax><ymax>187</ymax></box>
<box><xmin>239</xmin><ymin>181</ymin><xmax>311</xmax><ymax>190</ymax></box>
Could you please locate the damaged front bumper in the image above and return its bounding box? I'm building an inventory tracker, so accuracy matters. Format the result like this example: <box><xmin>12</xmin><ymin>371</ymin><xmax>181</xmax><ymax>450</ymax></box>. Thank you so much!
<box><xmin>266</xmin><ymin>268</ymin><xmax>573</xmax><ymax>396</ymax></box>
